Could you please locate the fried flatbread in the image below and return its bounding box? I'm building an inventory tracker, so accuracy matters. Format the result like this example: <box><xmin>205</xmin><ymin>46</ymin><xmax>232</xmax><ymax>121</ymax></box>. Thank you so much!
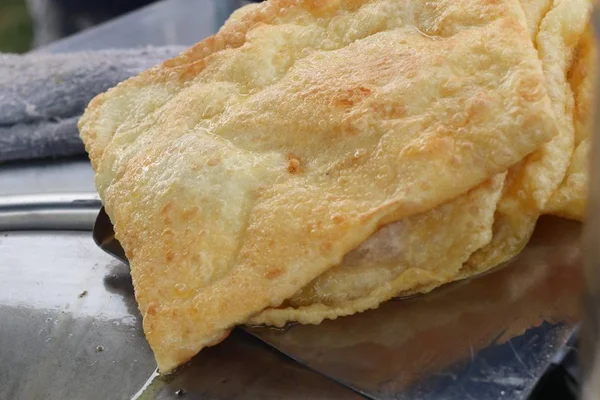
<box><xmin>79</xmin><ymin>0</ymin><xmax>557</xmax><ymax>372</ymax></box>
<box><xmin>545</xmin><ymin>24</ymin><xmax>597</xmax><ymax>220</ymax></box>
<box><xmin>250</xmin><ymin>173</ymin><xmax>505</xmax><ymax>326</ymax></box>
<box><xmin>249</xmin><ymin>216</ymin><xmax>581</xmax><ymax>391</ymax></box>
<box><xmin>252</xmin><ymin>0</ymin><xmax>593</xmax><ymax>326</ymax></box>
<box><xmin>461</xmin><ymin>0</ymin><xmax>591</xmax><ymax>275</ymax></box>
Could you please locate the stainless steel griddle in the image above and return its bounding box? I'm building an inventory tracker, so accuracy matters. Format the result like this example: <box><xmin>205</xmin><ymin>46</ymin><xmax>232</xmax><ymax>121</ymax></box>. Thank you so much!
<box><xmin>0</xmin><ymin>193</ymin><xmax>582</xmax><ymax>399</ymax></box>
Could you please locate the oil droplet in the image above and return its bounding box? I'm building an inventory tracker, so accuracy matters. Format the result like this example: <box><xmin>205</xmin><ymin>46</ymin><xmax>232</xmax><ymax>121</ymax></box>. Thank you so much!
<box><xmin>131</xmin><ymin>369</ymin><xmax>161</xmax><ymax>400</ymax></box>
<box><xmin>175</xmin><ymin>283</ymin><xmax>187</xmax><ymax>293</ymax></box>
<box><xmin>96</xmin><ymin>345</ymin><xmax>105</xmax><ymax>352</ymax></box>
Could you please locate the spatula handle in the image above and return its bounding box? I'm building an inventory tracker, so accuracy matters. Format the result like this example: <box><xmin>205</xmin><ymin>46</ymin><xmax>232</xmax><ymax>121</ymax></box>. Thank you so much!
<box><xmin>0</xmin><ymin>193</ymin><xmax>101</xmax><ymax>231</ymax></box>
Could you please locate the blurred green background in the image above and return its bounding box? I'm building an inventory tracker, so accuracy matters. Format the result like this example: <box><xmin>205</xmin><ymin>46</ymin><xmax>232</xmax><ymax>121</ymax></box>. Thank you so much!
<box><xmin>0</xmin><ymin>0</ymin><xmax>33</xmax><ymax>53</ymax></box>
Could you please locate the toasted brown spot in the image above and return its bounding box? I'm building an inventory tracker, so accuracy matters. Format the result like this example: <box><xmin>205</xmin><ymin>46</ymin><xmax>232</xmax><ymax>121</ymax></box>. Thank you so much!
<box><xmin>265</xmin><ymin>268</ymin><xmax>284</xmax><ymax>279</ymax></box>
<box><xmin>320</xmin><ymin>242</ymin><xmax>333</xmax><ymax>252</ymax></box>
<box><xmin>303</xmin><ymin>0</ymin><xmax>365</xmax><ymax>16</ymax></box>
<box><xmin>146</xmin><ymin>301</ymin><xmax>158</xmax><ymax>316</ymax></box>
<box><xmin>166</xmin><ymin>250</ymin><xmax>174</xmax><ymax>262</ymax></box>
<box><xmin>332</xmin><ymin>86</ymin><xmax>373</xmax><ymax>107</ymax></box>
<box><xmin>304</xmin><ymin>0</ymin><xmax>341</xmax><ymax>17</ymax></box>
<box><xmin>287</xmin><ymin>153</ymin><xmax>302</xmax><ymax>173</ymax></box>
<box><xmin>331</xmin><ymin>214</ymin><xmax>345</xmax><ymax>224</ymax></box>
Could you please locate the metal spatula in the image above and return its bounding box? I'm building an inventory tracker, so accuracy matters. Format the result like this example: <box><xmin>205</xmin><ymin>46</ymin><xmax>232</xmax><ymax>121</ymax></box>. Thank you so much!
<box><xmin>92</xmin><ymin>207</ymin><xmax>582</xmax><ymax>400</ymax></box>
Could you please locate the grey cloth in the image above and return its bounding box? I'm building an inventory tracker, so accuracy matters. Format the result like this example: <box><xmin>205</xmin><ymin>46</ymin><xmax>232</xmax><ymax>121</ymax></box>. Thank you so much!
<box><xmin>0</xmin><ymin>46</ymin><xmax>184</xmax><ymax>163</ymax></box>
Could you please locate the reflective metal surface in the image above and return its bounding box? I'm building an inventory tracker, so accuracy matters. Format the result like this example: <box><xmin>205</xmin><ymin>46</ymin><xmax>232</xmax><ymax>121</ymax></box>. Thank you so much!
<box><xmin>0</xmin><ymin>231</ymin><xmax>155</xmax><ymax>400</ymax></box>
<box><xmin>0</xmin><ymin>158</ymin><xmax>95</xmax><ymax>197</ymax></box>
<box><xmin>0</xmin><ymin>193</ymin><xmax>100</xmax><ymax>231</ymax></box>
<box><xmin>0</xmin><ymin>231</ymin><xmax>361</xmax><ymax>400</ymax></box>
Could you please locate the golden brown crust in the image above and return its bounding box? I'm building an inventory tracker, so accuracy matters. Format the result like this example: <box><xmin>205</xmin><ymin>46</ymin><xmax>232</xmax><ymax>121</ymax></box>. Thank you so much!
<box><xmin>79</xmin><ymin>0</ymin><xmax>558</xmax><ymax>372</ymax></box>
<box><xmin>464</xmin><ymin>0</ymin><xmax>592</xmax><ymax>272</ymax></box>
<box><xmin>250</xmin><ymin>173</ymin><xmax>505</xmax><ymax>326</ymax></box>
<box><xmin>545</xmin><ymin>23</ymin><xmax>596</xmax><ymax>220</ymax></box>
<box><xmin>250</xmin><ymin>0</ymin><xmax>595</xmax><ymax>327</ymax></box>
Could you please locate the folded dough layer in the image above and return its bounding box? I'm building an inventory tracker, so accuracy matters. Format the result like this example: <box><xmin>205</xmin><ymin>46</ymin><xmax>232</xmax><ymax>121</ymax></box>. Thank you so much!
<box><xmin>79</xmin><ymin>0</ymin><xmax>558</xmax><ymax>372</ymax></box>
